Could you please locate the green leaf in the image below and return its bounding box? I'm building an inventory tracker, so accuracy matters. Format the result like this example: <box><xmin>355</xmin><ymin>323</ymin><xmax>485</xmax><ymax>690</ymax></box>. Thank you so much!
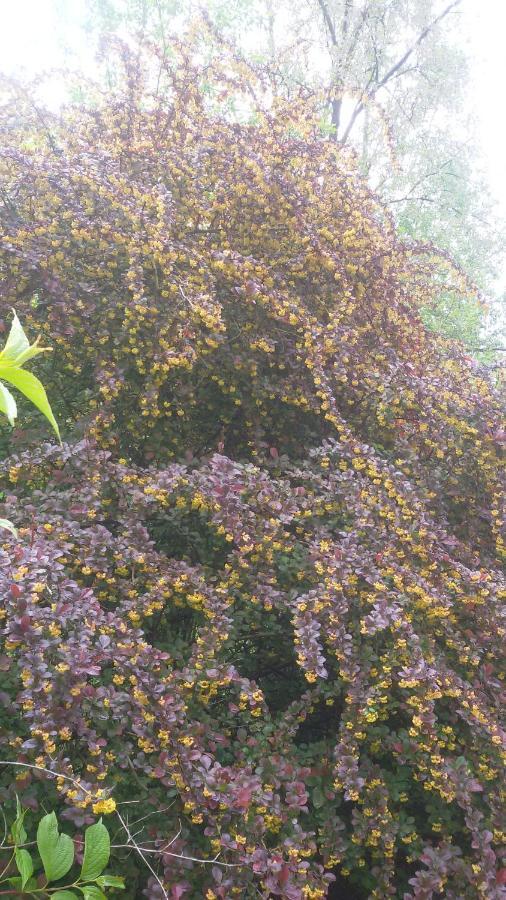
<box><xmin>15</xmin><ymin>848</ymin><xmax>34</xmax><ymax>888</ymax></box>
<box><xmin>0</xmin><ymin>341</ymin><xmax>48</xmax><ymax>370</ymax></box>
<box><xmin>0</xmin><ymin>518</ymin><xmax>18</xmax><ymax>538</ymax></box>
<box><xmin>80</xmin><ymin>886</ymin><xmax>107</xmax><ymax>900</ymax></box>
<box><xmin>0</xmin><ymin>367</ymin><xmax>60</xmax><ymax>441</ymax></box>
<box><xmin>51</xmin><ymin>893</ymin><xmax>80</xmax><ymax>899</ymax></box>
<box><xmin>7</xmin><ymin>876</ymin><xmax>38</xmax><ymax>893</ymax></box>
<box><xmin>0</xmin><ymin>311</ymin><xmax>30</xmax><ymax>365</ymax></box>
<box><xmin>80</xmin><ymin>819</ymin><xmax>110</xmax><ymax>882</ymax></box>
<box><xmin>0</xmin><ymin>310</ymin><xmax>49</xmax><ymax>369</ymax></box>
<box><xmin>0</xmin><ymin>381</ymin><xmax>17</xmax><ymax>426</ymax></box>
<box><xmin>96</xmin><ymin>875</ymin><xmax>125</xmax><ymax>889</ymax></box>
<box><xmin>36</xmin><ymin>811</ymin><xmax>75</xmax><ymax>882</ymax></box>
<box><xmin>7</xmin><ymin>341</ymin><xmax>48</xmax><ymax>368</ymax></box>
<box><xmin>11</xmin><ymin>797</ymin><xmax>27</xmax><ymax>845</ymax></box>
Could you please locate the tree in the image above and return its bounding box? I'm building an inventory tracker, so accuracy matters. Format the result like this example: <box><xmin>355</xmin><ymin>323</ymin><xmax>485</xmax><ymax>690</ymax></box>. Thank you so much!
<box><xmin>298</xmin><ymin>0</ymin><xmax>505</xmax><ymax>348</ymax></box>
<box><xmin>0</xmin><ymin>45</ymin><xmax>504</xmax><ymax>899</ymax></box>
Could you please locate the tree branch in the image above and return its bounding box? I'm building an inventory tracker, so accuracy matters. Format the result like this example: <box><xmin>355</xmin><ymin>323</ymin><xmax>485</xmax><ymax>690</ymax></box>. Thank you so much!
<box><xmin>377</xmin><ymin>0</ymin><xmax>462</xmax><ymax>92</ymax></box>
<box><xmin>340</xmin><ymin>0</ymin><xmax>462</xmax><ymax>143</ymax></box>
<box><xmin>316</xmin><ymin>0</ymin><xmax>337</xmax><ymax>45</ymax></box>
<box><xmin>316</xmin><ymin>0</ymin><xmax>343</xmax><ymax>132</ymax></box>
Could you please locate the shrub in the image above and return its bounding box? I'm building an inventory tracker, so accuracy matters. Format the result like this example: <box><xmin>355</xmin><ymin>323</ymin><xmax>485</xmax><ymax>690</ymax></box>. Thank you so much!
<box><xmin>0</xmin><ymin>43</ymin><xmax>504</xmax><ymax>899</ymax></box>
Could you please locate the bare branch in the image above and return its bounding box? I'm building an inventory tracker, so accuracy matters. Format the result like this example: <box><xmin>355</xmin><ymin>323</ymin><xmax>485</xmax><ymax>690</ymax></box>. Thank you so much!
<box><xmin>340</xmin><ymin>0</ymin><xmax>462</xmax><ymax>143</ymax></box>
<box><xmin>388</xmin><ymin>195</ymin><xmax>436</xmax><ymax>204</ymax></box>
<box><xmin>316</xmin><ymin>0</ymin><xmax>337</xmax><ymax>45</ymax></box>
<box><xmin>115</xmin><ymin>807</ymin><xmax>169</xmax><ymax>899</ymax></box>
<box><xmin>317</xmin><ymin>0</ymin><xmax>371</xmax><ymax>135</ymax></box>
<box><xmin>0</xmin><ymin>760</ymin><xmax>93</xmax><ymax>797</ymax></box>
<box><xmin>376</xmin><ymin>0</ymin><xmax>462</xmax><ymax>93</ymax></box>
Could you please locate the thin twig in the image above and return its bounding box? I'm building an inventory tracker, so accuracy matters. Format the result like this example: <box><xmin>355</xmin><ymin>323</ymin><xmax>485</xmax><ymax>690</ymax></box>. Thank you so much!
<box><xmin>0</xmin><ymin>761</ymin><xmax>92</xmax><ymax>797</ymax></box>
<box><xmin>113</xmin><ymin>843</ymin><xmax>242</xmax><ymax>867</ymax></box>
<box><xmin>115</xmin><ymin>807</ymin><xmax>169</xmax><ymax>900</ymax></box>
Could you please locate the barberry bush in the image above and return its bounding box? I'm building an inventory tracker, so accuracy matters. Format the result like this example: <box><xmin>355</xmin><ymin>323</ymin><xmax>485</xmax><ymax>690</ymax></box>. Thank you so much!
<box><xmin>0</xmin><ymin>41</ymin><xmax>504</xmax><ymax>899</ymax></box>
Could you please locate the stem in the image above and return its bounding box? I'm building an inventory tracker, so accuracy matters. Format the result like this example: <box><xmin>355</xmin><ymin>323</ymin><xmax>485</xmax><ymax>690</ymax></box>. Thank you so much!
<box><xmin>0</xmin><ymin>852</ymin><xmax>14</xmax><ymax>883</ymax></box>
<box><xmin>0</xmin><ymin>762</ymin><xmax>93</xmax><ymax>799</ymax></box>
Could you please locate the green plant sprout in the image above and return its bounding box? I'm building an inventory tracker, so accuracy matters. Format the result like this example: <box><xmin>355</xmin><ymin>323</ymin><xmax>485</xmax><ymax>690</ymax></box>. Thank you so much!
<box><xmin>0</xmin><ymin>799</ymin><xmax>124</xmax><ymax>898</ymax></box>
<box><xmin>0</xmin><ymin>311</ymin><xmax>60</xmax><ymax>537</ymax></box>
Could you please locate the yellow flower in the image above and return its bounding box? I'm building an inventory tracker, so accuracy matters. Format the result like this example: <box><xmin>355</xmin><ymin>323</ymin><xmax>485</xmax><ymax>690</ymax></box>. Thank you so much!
<box><xmin>92</xmin><ymin>797</ymin><xmax>116</xmax><ymax>815</ymax></box>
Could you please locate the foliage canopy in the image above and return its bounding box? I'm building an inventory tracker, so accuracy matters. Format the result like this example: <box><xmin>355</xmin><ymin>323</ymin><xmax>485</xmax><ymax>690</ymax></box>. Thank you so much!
<box><xmin>76</xmin><ymin>0</ymin><xmax>506</xmax><ymax>344</ymax></box>
<box><xmin>0</xmin><ymin>42</ymin><xmax>504</xmax><ymax>899</ymax></box>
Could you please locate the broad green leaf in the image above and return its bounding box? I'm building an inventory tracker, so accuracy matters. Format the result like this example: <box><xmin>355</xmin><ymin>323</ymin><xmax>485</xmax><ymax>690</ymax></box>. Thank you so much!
<box><xmin>15</xmin><ymin>848</ymin><xmax>34</xmax><ymax>889</ymax></box>
<box><xmin>0</xmin><ymin>381</ymin><xmax>17</xmax><ymax>426</ymax></box>
<box><xmin>0</xmin><ymin>518</ymin><xmax>18</xmax><ymax>538</ymax></box>
<box><xmin>2</xmin><ymin>337</ymin><xmax>48</xmax><ymax>369</ymax></box>
<box><xmin>96</xmin><ymin>875</ymin><xmax>125</xmax><ymax>889</ymax></box>
<box><xmin>0</xmin><ymin>311</ymin><xmax>30</xmax><ymax>365</ymax></box>
<box><xmin>37</xmin><ymin>812</ymin><xmax>75</xmax><ymax>882</ymax></box>
<box><xmin>80</xmin><ymin>819</ymin><xmax>110</xmax><ymax>882</ymax></box>
<box><xmin>0</xmin><ymin>311</ymin><xmax>49</xmax><ymax>369</ymax></box>
<box><xmin>80</xmin><ymin>886</ymin><xmax>107</xmax><ymax>900</ymax></box>
<box><xmin>0</xmin><ymin>367</ymin><xmax>60</xmax><ymax>441</ymax></box>
<box><xmin>51</xmin><ymin>893</ymin><xmax>79</xmax><ymax>899</ymax></box>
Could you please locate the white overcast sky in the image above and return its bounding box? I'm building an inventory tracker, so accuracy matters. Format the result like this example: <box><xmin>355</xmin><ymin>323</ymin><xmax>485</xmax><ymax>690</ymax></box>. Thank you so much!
<box><xmin>0</xmin><ymin>0</ymin><xmax>504</xmax><ymax>234</ymax></box>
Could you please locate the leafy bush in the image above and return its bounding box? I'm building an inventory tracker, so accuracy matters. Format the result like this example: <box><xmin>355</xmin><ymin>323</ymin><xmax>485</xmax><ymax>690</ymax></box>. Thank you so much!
<box><xmin>0</xmin><ymin>43</ymin><xmax>504</xmax><ymax>899</ymax></box>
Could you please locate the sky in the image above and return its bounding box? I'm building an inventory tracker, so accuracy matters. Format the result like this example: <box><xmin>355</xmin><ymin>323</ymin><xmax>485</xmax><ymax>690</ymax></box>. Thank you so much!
<box><xmin>460</xmin><ymin>0</ymin><xmax>506</xmax><ymax>216</ymax></box>
<box><xmin>0</xmin><ymin>0</ymin><xmax>504</xmax><ymax>266</ymax></box>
